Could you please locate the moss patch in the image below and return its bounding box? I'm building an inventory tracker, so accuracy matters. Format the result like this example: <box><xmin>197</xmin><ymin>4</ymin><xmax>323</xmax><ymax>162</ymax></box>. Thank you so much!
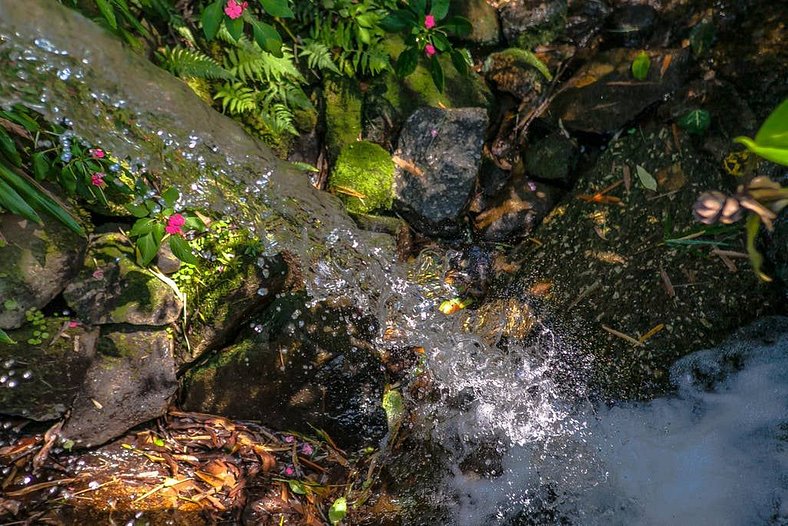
<box><xmin>323</xmin><ymin>77</ymin><xmax>363</xmax><ymax>161</ymax></box>
<box><xmin>328</xmin><ymin>141</ymin><xmax>395</xmax><ymax>214</ymax></box>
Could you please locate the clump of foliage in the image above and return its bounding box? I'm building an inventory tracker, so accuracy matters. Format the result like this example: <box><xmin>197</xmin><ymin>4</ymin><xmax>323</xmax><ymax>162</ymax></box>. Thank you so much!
<box><xmin>381</xmin><ymin>0</ymin><xmax>472</xmax><ymax>92</ymax></box>
<box><xmin>693</xmin><ymin>99</ymin><xmax>788</xmax><ymax>281</ymax></box>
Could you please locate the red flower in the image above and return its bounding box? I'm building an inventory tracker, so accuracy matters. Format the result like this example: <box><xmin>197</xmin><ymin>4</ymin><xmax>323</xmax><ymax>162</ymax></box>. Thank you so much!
<box><xmin>89</xmin><ymin>148</ymin><xmax>105</xmax><ymax>159</ymax></box>
<box><xmin>165</xmin><ymin>213</ymin><xmax>186</xmax><ymax>235</ymax></box>
<box><xmin>424</xmin><ymin>14</ymin><xmax>436</xmax><ymax>30</ymax></box>
<box><xmin>224</xmin><ymin>0</ymin><xmax>248</xmax><ymax>19</ymax></box>
<box><xmin>425</xmin><ymin>43</ymin><xmax>436</xmax><ymax>57</ymax></box>
<box><xmin>91</xmin><ymin>172</ymin><xmax>106</xmax><ymax>187</ymax></box>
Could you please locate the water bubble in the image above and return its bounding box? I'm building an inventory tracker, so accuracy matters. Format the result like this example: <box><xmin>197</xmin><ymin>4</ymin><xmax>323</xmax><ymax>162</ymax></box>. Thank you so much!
<box><xmin>3</xmin><ymin>359</ymin><xmax>14</xmax><ymax>368</ymax></box>
<box><xmin>22</xmin><ymin>371</ymin><xmax>32</xmax><ymax>380</ymax></box>
<box><xmin>6</xmin><ymin>380</ymin><xmax>17</xmax><ymax>388</ymax></box>
<box><xmin>57</xmin><ymin>67</ymin><xmax>71</xmax><ymax>80</ymax></box>
<box><xmin>257</xmin><ymin>287</ymin><xmax>268</xmax><ymax>296</ymax></box>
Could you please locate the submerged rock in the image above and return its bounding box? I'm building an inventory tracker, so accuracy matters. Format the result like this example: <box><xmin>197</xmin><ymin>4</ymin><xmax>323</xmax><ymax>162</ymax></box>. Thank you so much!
<box><xmin>63</xmin><ymin>233</ymin><xmax>182</xmax><ymax>326</ymax></box>
<box><xmin>61</xmin><ymin>326</ymin><xmax>176</xmax><ymax>447</ymax></box>
<box><xmin>0</xmin><ymin>318</ymin><xmax>97</xmax><ymax>421</ymax></box>
<box><xmin>393</xmin><ymin>107</ymin><xmax>489</xmax><ymax>236</ymax></box>
<box><xmin>182</xmin><ymin>296</ymin><xmax>386</xmax><ymax>449</ymax></box>
<box><xmin>550</xmin><ymin>48</ymin><xmax>692</xmax><ymax>134</ymax></box>
<box><xmin>0</xmin><ymin>215</ymin><xmax>86</xmax><ymax>330</ymax></box>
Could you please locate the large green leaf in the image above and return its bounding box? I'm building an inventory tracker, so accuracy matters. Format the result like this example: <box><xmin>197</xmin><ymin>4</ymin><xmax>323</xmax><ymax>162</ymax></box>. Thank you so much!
<box><xmin>225</xmin><ymin>16</ymin><xmax>245</xmax><ymax>41</ymax></box>
<box><xmin>136</xmin><ymin>232</ymin><xmax>159</xmax><ymax>266</ymax></box>
<box><xmin>0</xmin><ymin>328</ymin><xmax>15</xmax><ymax>345</ymax></box>
<box><xmin>251</xmin><ymin>19</ymin><xmax>283</xmax><ymax>57</ymax></box>
<box><xmin>95</xmin><ymin>0</ymin><xmax>118</xmax><ymax>29</ymax></box>
<box><xmin>450</xmin><ymin>48</ymin><xmax>470</xmax><ymax>76</ymax></box>
<box><xmin>0</xmin><ymin>177</ymin><xmax>42</xmax><ymax>224</ymax></box>
<box><xmin>441</xmin><ymin>15</ymin><xmax>472</xmax><ymax>37</ymax></box>
<box><xmin>430</xmin><ymin>55</ymin><xmax>444</xmax><ymax>93</ymax></box>
<box><xmin>734</xmin><ymin>98</ymin><xmax>788</xmax><ymax>166</ymax></box>
<box><xmin>380</xmin><ymin>10</ymin><xmax>415</xmax><ymax>32</ymax></box>
<box><xmin>130</xmin><ymin>217</ymin><xmax>158</xmax><ymax>237</ymax></box>
<box><xmin>394</xmin><ymin>47</ymin><xmax>419</xmax><ymax>78</ymax></box>
<box><xmin>169</xmin><ymin>234</ymin><xmax>198</xmax><ymax>264</ymax></box>
<box><xmin>260</xmin><ymin>0</ymin><xmax>293</xmax><ymax>18</ymax></box>
<box><xmin>430</xmin><ymin>0</ymin><xmax>450</xmax><ymax>20</ymax></box>
<box><xmin>745</xmin><ymin>214</ymin><xmax>770</xmax><ymax>282</ymax></box>
<box><xmin>201</xmin><ymin>0</ymin><xmax>224</xmax><ymax>40</ymax></box>
<box><xmin>0</xmin><ymin>128</ymin><xmax>21</xmax><ymax>167</ymax></box>
<box><xmin>0</xmin><ymin>162</ymin><xmax>84</xmax><ymax>235</ymax></box>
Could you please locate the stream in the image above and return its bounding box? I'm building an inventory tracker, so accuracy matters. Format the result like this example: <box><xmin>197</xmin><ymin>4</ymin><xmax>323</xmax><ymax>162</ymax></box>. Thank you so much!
<box><xmin>0</xmin><ymin>1</ymin><xmax>786</xmax><ymax>525</ymax></box>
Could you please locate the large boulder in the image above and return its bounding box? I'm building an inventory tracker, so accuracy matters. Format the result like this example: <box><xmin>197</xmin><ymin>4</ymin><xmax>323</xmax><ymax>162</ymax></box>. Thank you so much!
<box><xmin>507</xmin><ymin>127</ymin><xmax>780</xmax><ymax>398</ymax></box>
<box><xmin>393</xmin><ymin>107</ymin><xmax>489</xmax><ymax>236</ymax></box>
<box><xmin>63</xmin><ymin>233</ymin><xmax>182</xmax><ymax>326</ymax></box>
<box><xmin>182</xmin><ymin>296</ymin><xmax>387</xmax><ymax>449</ymax></box>
<box><xmin>60</xmin><ymin>326</ymin><xmax>177</xmax><ymax>448</ymax></box>
<box><xmin>550</xmin><ymin>48</ymin><xmax>693</xmax><ymax>135</ymax></box>
<box><xmin>0</xmin><ymin>317</ymin><xmax>97</xmax><ymax>420</ymax></box>
<box><xmin>0</xmin><ymin>215</ymin><xmax>86</xmax><ymax>329</ymax></box>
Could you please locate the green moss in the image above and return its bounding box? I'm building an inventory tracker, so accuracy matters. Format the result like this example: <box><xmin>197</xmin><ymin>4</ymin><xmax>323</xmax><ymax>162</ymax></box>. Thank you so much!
<box><xmin>328</xmin><ymin>141</ymin><xmax>394</xmax><ymax>214</ymax></box>
<box><xmin>323</xmin><ymin>77</ymin><xmax>363</xmax><ymax>161</ymax></box>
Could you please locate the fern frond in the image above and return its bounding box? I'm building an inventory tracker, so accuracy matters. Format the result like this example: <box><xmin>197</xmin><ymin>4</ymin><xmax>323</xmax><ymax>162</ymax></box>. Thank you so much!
<box><xmin>259</xmin><ymin>104</ymin><xmax>298</xmax><ymax>136</ymax></box>
<box><xmin>159</xmin><ymin>46</ymin><xmax>231</xmax><ymax>80</ymax></box>
<box><xmin>299</xmin><ymin>41</ymin><xmax>340</xmax><ymax>74</ymax></box>
<box><xmin>214</xmin><ymin>82</ymin><xmax>257</xmax><ymax>114</ymax></box>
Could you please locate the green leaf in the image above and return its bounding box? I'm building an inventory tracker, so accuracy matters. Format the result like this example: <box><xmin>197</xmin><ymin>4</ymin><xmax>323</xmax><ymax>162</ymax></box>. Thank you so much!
<box><xmin>394</xmin><ymin>47</ymin><xmax>419</xmax><ymax>78</ymax></box>
<box><xmin>251</xmin><ymin>19</ymin><xmax>284</xmax><ymax>56</ymax></box>
<box><xmin>450</xmin><ymin>48</ymin><xmax>469</xmax><ymax>76</ymax></box>
<box><xmin>0</xmin><ymin>128</ymin><xmax>21</xmax><ymax>167</ymax></box>
<box><xmin>184</xmin><ymin>215</ymin><xmax>206</xmax><ymax>231</ymax></box>
<box><xmin>169</xmin><ymin>234</ymin><xmax>198</xmax><ymax>264</ymax></box>
<box><xmin>202</xmin><ymin>0</ymin><xmax>224</xmax><ymax>40</ymax></box>
<box><xmin>130</xmin><ymin>217</ymin><xmax>158</xmax><ymax>237</ymax></box>
<box><xmin>631</xmin><ymin>50</ymin><xmax>651</xmax><ymax>80</ymax></box>
<box><xmin>0</xmin><ymin>162</ymin><xmax>84</xmax><ymax>235</ymax></box>
<box><xmin>441</xmin><ymin>15</ymin><xmax>472</xmax><ymax>37</ymax></box>
<box><xmin>430</xmin><ymin>0</ymin><xmax>450</xmax><ymax>20</ymax></box>
<box><xmin>677</xmin><ymin>109</ymin><xmax>711</xmax><ymax>135</ymax></box>
<box><xmin>689</xmin><ymin>20</ymin><xmax>715</xmax><ymax>57</ymax></box>
<box><xmin>734</xmin><ymin>98</ymin><xmax>788</xmax><ymax>166</ymax></box>
<box><xmin>635</xmin><ymin>164</ymin><xmax>657</xmax><ymax>191</ymax></box>
<box><xmin>161</xmin><ymin>187</ymin><xmax>179</xmax><ymax>207</ymax></box>
<box><xmin>260</xmin><ymin>0</ymin><xmax>293</xmax><ymax>18</ymax></box>
<box><xmin>430</xmin><ymin>55</ymin><xmax>444</xmax><ymax>93</ymax></box>
<box><xmin>745</xmin><ymin>214</ymin><xmax>770</xmax><ymax>282</ymax></box>
<box><xmin>95</xmin><ymin>0</ymin><xmax>118</xmax><ymax>29</ymax></box>
<box><xmin>225</xmin><ymin>17</ymin><xmax>245</xmax><ymax>41</ymax></box>
<box><xmin>136</xmin><ymin>232</ymin><xmax>159</xmax><ymax>266</ymax></box>
<box><xmin>32</xmin><ymin>152</ymin><xmax>50</xmax><ymax>181</ymax></box>
<box><xmin>432</xmin><ymin>33</ymin><xmax>450</xmax><ymax>51</ymax></box>
<box><xmin>287</xmin><ymin>479</ymin><xmax>307</xmax><ymax>495</ymax></box>
<box><xmin>382</xmin><ymin>389</ymin><xmax>405</xmax><ymax>429</ymax></box>
<box><xmin>0</xmin><ymin>178</ymin><xmax>41</xmax><ymax>224</ymax></box>
<box><xmin>329</xmin><ymin>497</ymin><xmax>348</xmax><ymax>525</ymax></box>
<box><xmin>410</xmin><ymin>0</ymin><xmax>427</xmax><ymax>17</ymax></box>
<box><xmin>0</xmin><ymin>328</ymin><xmax>15</xmax><ymax>345</ymax></box>
<box><xmin>357</xmin><ymin>26</ymin><xmax>371</xmax><ymax>45</ymax></box>
<box><xmin>380</xmin><ymin>10</ymin><xmax>415</xmax><ymax>32</ymax></box>
<box><xmin>125</xmin><ymin>202</ymin><xmax>150</xmax><ymax>218</ymax></box>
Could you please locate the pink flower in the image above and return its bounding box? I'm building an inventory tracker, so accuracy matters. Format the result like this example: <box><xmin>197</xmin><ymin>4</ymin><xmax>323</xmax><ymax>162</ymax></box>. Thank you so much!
<box><xmin>68</xmin><ymin>321</ymin><xmax>80</xmax><ymax>328</ymax></box>
<box><xmin>424</xmin><ymin>14</ymin><xmax>436</xmax><ymax>30</ymax></box>
<box><xmin>92</xmin><ymin>268</ymin><xmax>104</xmax><ymax>280</ymax></box>
<box><xmin>91</xmin><ymin>172</ymin><xmax>106</xmax><ymax>187</ymax></box>
<box><xmin>224</xmin><ymin>0</ymin><xmax>248</xmax><ymax>19</ymax></box>
<box><xmin>89</xmin><ymin>148</ymin><xmax>105</xmax><ymax>159</ymax></box>
<box><xmin>283</xmin><ymin>435</ymin><xmax>295</xmax><ymax>444</ymax></box>
<box><xmin>301</xmin><ymin>443</ymin><xmax>314</xmax><ymax>456</ymax></box>
<box><xmin>424</xmin><ymin>43</ymin><xmax>436</xmax><ymax>57</ymax></box>
<box><xmin>165</xmin><ymin>213</ymin><xmax>185</xmax><ymax>235</ymax></box>
<box><xmin>283</xmin><ymin>465</ymin><xmax>294</xmax><ymax>476</ymax></box>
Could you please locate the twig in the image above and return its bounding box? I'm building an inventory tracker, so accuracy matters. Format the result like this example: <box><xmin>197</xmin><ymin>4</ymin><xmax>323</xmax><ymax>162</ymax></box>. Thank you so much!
<box><xmin>601</xmin><ymin>325</ymin><xmax>644</xmax><ymax>347</ymax></box>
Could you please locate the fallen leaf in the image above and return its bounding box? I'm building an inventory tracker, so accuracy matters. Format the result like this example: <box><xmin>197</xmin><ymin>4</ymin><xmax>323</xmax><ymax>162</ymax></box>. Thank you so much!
<box><xmin>635</xmin><ymin>165</ymin><xmax>658</xmax><ymax>191</ymax></box>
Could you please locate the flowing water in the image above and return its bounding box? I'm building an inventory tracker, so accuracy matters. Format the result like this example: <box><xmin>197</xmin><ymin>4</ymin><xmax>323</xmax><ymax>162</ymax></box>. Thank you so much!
<box><xmin>1</xmin><ymin>2</ymin><xmax>786</xmax><ymax>524</ymax></box>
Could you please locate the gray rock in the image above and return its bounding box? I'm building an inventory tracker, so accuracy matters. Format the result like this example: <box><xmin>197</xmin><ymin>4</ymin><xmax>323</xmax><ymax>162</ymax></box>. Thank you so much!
<box><xmin>473</xmin><ymin>176</ymin><xmax>562</xmax><ymax>242</ymax></box>
<box><xmin>550</xmin><ymin>48</ymin><xmax>692</xmax><ymax>135</ymax></box>
<box><xmin>450</xmin><ymin>0</ymin><xmax>500</xmax><ymax>46</ymax></box>
<box><xmin>182</xmin><ymin>297</ymin><xmax>386</xmax><ymax>449</ymax></box>
<box><xmin>393</xmin><ymin>107</ymin><xmax>489</xmax><ymax>236</ymax></box>
<box><xmin>0</xmin><ymin>215</ymin><xmax>86</xmax><ymax>330</ymax></box>
<box><xmin>0</xmin><ymin>318</ymin><xmax>97</xmax><ymax>421</ymax></box>
<box><xmin>524</xmin><ymin>132</ymin><xmax>579</xmax><ymax>185</ymax></box>
<box><xmin>604</xmin><ymin>4</ymin><xmax>657</xmax><ymax>48</ymax></box>
<box><xmin>499</xmin><ymin>0</ymin><xmax>567</xmax><ymax>48</ymax></box>
<box><xmin>63</xmin><ymin>233</ymin><xmax>182</xmax><ymax>326</ymax></box>
<box><xmin>155</xmin><ymin>242</ymin><xmax>181</xmax><ymax>275</ymax></box>
<box><xmin>566</xmin><ymin>0</ymin><xmax>610</xmax><ymax>48</ymax></box>
<box><xmin>61</xmin><ymin>326</ymin><xmax>176</xmax><ymax>447</ymax></box>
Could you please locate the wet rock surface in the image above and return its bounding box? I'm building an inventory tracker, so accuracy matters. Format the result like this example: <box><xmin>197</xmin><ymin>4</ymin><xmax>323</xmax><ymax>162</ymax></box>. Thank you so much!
<box><xmin>63</xmin><ymin>233</ymin><xmax>182</xmax><ymax>326</ymax></box>
<box><xmin>182</xmin><ymin>297</ymin><xmax>387</xmax><ymax>449</ymax></box>
<box><xmin>524</xmin><ymin>131</ymin><xmax>579</xmax><ymax>186</ymax></box>
<box><xmin>483</xmin><ymin>48</ymin><xmax>549</xmax><ymax>101</ymax></box>
<box><xmin>0</xmin><ymin>318</ymin><xmax>97</xmax><ymax>421</ymax></box>
<box><xmin>393</xmin><ymin>107</ymin><xmax>489</xmax><ymax>236</ymax></box>
<box><xmin>0</xmin><ymin>215</ymin><xmax>86</xmax><ymax>330</ymax></box>
<box><xmin>499</xmin><ymin>0</ymin><xmax>567</xmax><ymax>48</ymax></box>
<box><xmin>61</xmin><ymin>326</ymin><xmax>176</xmax><ymax>447</ymax></box>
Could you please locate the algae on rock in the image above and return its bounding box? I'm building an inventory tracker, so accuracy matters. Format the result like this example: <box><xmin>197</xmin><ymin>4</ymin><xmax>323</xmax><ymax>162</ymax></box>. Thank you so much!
<box><xmin>329</xmin><ymin>141</ymin><xmax>395</xmax><ymax>215</ymax></box>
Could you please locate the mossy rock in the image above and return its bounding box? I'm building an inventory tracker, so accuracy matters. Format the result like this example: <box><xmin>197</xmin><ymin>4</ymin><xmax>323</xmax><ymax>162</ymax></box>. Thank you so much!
<box><xmin>323</xmin><ymin>76</ymin><xmax>363</xmax><ymax>161</ymax></box>
<box><xmin>328</xmin><ymin>141</ymin><xmax>395</xmax><ymax>214</ymax></box>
